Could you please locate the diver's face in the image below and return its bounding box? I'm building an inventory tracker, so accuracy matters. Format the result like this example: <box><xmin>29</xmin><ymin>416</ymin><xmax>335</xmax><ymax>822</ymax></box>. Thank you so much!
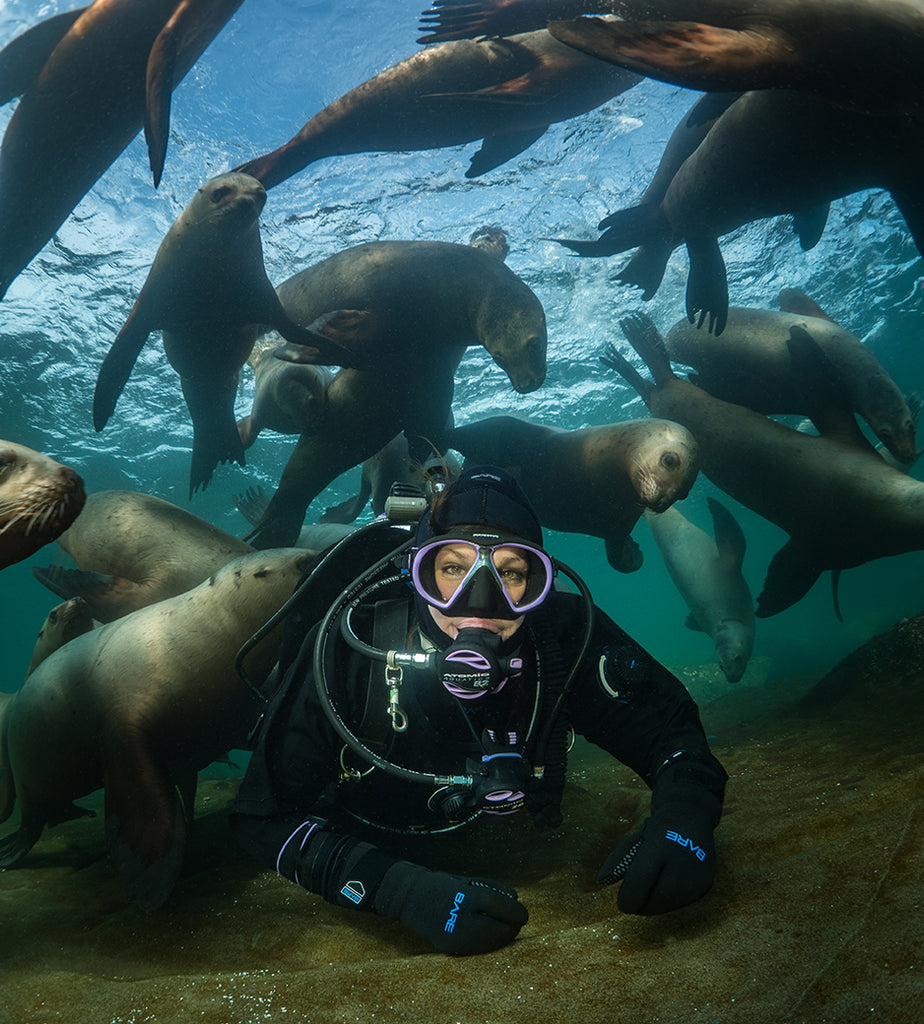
<box><xmin>427</xmin><ymin>541</ymin><xmax>527</xmax><ymax>641</ymax></box>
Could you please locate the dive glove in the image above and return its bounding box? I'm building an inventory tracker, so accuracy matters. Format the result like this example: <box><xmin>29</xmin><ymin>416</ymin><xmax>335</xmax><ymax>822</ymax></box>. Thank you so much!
<box><xmin>374</xmin><ymin>860</ymin><xmax>528</xmax><ymax>955</ymax></box>
<box><xmin>598</xmin><ymin>759</ymin><xmax>723</xmax><ymax>915</ymax></box>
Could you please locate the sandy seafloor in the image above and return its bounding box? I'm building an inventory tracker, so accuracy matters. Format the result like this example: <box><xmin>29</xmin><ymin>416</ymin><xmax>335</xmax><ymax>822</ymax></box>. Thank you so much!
<box><xmin>1</xmin><ymin>0</ymin><xmax>924</xmax><ymax>1020</ymax></box>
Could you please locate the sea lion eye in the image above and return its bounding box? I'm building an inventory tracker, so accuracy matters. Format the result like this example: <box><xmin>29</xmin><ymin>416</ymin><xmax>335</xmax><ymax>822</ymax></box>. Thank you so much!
<box><xmin>661</xmin><ymin>452</ymin><xmax>680</xmax><ymax>470</ymax></box>
<box><xmin>210</xmin><ymin>185</ymin><xmax>230</xmax><ymax>204</ymax></box>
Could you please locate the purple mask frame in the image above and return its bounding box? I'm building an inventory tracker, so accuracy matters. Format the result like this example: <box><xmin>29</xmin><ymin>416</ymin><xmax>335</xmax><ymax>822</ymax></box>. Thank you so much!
<box><xmin>410</xmin><ymin>538</ymin><xmax>554</xmax><ymax>616</ymax></box>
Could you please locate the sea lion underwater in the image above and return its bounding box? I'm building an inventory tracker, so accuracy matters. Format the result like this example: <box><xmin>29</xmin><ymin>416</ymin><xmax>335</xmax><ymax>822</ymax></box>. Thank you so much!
<box><xmin>0</xmin><ymin>441</ymin><xmax>85</xmax><ymax>570</ymax></box>
<box><xmin>235</xmin><ymin>26</ymin><xmax>639</xmax><ymax>189</ymax></box>
<box><xmin>24</xmin><ymin>598</ymin><xmax>99</xmax><ymax>678</ymax></box>
<box><xmin>602</xmin><ymin>311</ymin><xmax>924</xmax><ymax>618</ymax></box>
<box><xmin>244</xmin><ymin>237</ymin><xmax>548</xmax><ymax>548</ymax></box>
<box><xmin>0</xmin><ymin>548</ymin><xmax>312</xmax><ymax>912</ymax></box>
<box><xmin>557</xmin><ymin>88</ymin><xmax>924</xmax><ymax>334</ymax></box>
<box><xmin>644</xmin><ymin>498</ymin><xmax>755</xmax><ymax>684</ymax></box>
<box><xmin>92</xmin><ymin>172</ymin><xmax>358</xmax><ymax>497</ymax></box>
<box><xmin>663</xmin><ymin>305</ymin><xmax>917</xmax><ymax>464</ymax></box>
<box><xmin>0</xmin><ymin>0</ymin><xmax>244</xmax><ymax>300</ymax></box>
<box><xmin>448</xmin><ymin>414</ymin><xmax>699</xmax><ymax>572</ymax></box>
<box><xmin>547</xmin><ymin>0</ymin><xmax>924</xmax><ymax>117</ymax></box>
<box><xmin>30</xmin><ymin>489</ymin><xmax>256</xmax><ymax>622</ymax></box>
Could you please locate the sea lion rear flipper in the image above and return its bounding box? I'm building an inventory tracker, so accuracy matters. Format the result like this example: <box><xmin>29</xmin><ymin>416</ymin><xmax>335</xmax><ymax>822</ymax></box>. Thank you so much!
<box><xmin>556</xmin><ymin>202</ymin><xmax>666</xmax><ymax>260</ymax></box>
<box><xmin>179</xmin><ymin>374</ymin><xmax>247</xmax><ymax>498</ymax></box>
<box><xmin>616</xmin><ymin>241</ymin><xmax>674</xmax><ymax>300</ymax></box>
<box><xmin>93</xmin><ymin>310</ymin><xmax>152</xmax><ymax>431</ymax></box>
<box><xmin>605</xmin><ymin>533</ymin><xmax>643</xmax><ymax>573</ymax></box>
<box><xmin>320</xmin><ymin>477</ymin><xmax>372</xmax><ymax>524</ymax></box>
<box><xmin>466</xmin><ymin>125</ymin><xmax>547</xmax><ymax>178</ymax></box>
<box><xmin>756</xmin><ymin>540</ymin><xmax>821</xmax><ymax>618</ymax></box>
<box><xmin>417</xmin><ymin>0</ymin><xmax>538</xmax><ymax>44</ymax></box>
<box><xmin>791</xmin><ymin>203</ymin><xmax>830</xmax><ymax>251</ymax></box>
<box><xmin>233</xmin><ymin>485</ymin><xmax>270</xmax><ymax>526</ymax></box>
<box><xmin>274</xmin><ymin>309</ymin><xmax>379</xmax><ymax>369</ymax></box>
<box><xmin>0</xmin><ymin>819</ymin><xmax>47</xmax><ymax>867</ymax></box>
<box><xmin>547</xmin><ymin>19</ymin><xmax>796</xmax><ymax>93</ymax></box>
<box><xmin>0</xmin><ymin>8</ymin><xmax>87</xmax><ymax>104</ymax></box>
<box><xmin>618</xmin><ymin>310</ymin><xmax>675</xmax><ymax>387</ymax></box>
<box><xmin>685</xmin><ymin>235</ymin><xmax>728</xmax><ymax>335</ymax></box>
<box><xmin>707</xmin><ymin>497</ymin><xmax>747</xmax><ymax>569</ymax></box>
<box><xmin>31</xmin><ymin>565</ymin><xmax>137</xmax><ymax>623</ymax></box>
<box><xmin>684</xmin><ymin>91</ymin><xmax>743</xmax><ymax>128</ymax></box>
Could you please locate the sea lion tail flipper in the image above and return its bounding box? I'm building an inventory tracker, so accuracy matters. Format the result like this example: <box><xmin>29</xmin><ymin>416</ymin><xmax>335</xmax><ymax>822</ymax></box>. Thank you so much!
<box><xmin>0</xmin><ymin>7</ymin><xmax>87</xmax><ymax>104</ymax></box>
<box><xmin>791</xmin><ymin>203</ymin><xmax>830</xmax><ymax>251</ymax></box>
<box><xmin>466</xmin><ymin>126</ymin><xmax>546</xmax><ymax>178</ymax></box>
<box><xmin>617</xmin><ymin>310</ymin><xmax>675</xmax><ymax>386</ymax></box>
<box><xmin>180</xmin><ymin>374</ymin><xmax>246</xmax><ymax>499</ymax></box>
<box><xmin>707</xmin><ymin>497</ymin><xmax>747</xmax><ymax>569</ymax></box>
<box><xmin>233</xmin><ymin>485</ymin><xmax>270</xmax><ymax>526</ymax></box>
<box><xmin>756</xmin><ymin>541</ymin><xmax>821</xmax><ymax>618</ymax></box>
<box><xmin>547</xmin><ymin>19</ymin><xmax>794</xmax><ymax>93</ymax></box>
<box><xmin>93</xmin><ymin>312</ymin><xmax>151</xmax><ymax>431</ymax></box>
<box><xmin>684</xmin><ymin>235</ymin><xmax>728</xmax><ymax>335</ymax></box>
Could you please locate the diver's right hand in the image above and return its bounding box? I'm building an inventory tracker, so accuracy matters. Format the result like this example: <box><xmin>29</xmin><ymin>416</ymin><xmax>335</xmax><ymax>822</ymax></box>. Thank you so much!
<box><xmin>373</xmin><ymin>860</ymin><xmax>528</xmax><ymax>955</ymax></box>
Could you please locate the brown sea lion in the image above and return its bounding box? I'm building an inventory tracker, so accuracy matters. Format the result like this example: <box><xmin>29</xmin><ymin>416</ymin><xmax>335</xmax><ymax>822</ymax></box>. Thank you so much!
<box><xmin>92</xmin><ymin>172</ymin><xmax>355</xmax><ymax>496</ymax></box>
<box><xmin>0</xmin><ymin>441</ymin><xmax>85</xmax><ymax>570</ymax></box>
<box><xmin>602</xmin><ymin>311</ymin><xmax>924</xmax><ymax>617</ymax></box>
<box><xmin>246</xmin><ymin>239</ymin><xmax>548</xmax><ymax>547</ymax></box>
<box><xmin>0</xmin><ymin>0</ymin><xmax>244</xmax><ymax>299</ymax></box>
<box><xmin>664</xmin><ymin>307</ymin><xmax>917</xmax><ymax>463</ymax></box>
<box><xmin>448</xmin><ymin>414</ymin><xmax>699</xmax><ymax>571</ymax></box>
<box><xmin>548</xmin><ymin>1</ymin><xmax>924</xmax><ymax>116</ymax></box>
<box><xmin>643</xmin><ymin>499</ymin><xmax>754</xmax><ymax>683</ymax></box>
<box><xmin>31</xmin><ymin>489</ymin><xmax>254</xmax><ymax>622</ymax></box>
<box><xmin>25</xmin><ymin>598</ymin><xmax>98</xmax><ymax>677</ymax></box>
<box><xmin>557</xmin><ymin>88</ymin><xmax>924</xmax><ymax>334</ymax></box>
<box><xmin>235</xmin><ymin>27</ymin><xmax>639</xmax><ymax>189</ymax></box>
<box><xmin>419</xmin><ymin>0</ymin><xmax>604</xmax><ymax>42</ymax></box>
<box><xmin>0</xmin><ymin>547</ymin><xmax>312</xmax><ymax>911</ymax></box>
<box><xmin>237</xmin><ymin>338</ymin><xmax>333</xmax><ymax>449</ymax></box>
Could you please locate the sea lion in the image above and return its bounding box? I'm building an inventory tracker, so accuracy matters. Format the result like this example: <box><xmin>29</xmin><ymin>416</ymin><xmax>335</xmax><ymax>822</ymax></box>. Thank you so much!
<box><xmin>31</xmin><ymin>489</ymin><xmax>254</xmax><ymax>622</ymax></box>
<box><xmin>234</xmin><ymin>485</ymin><xmax>358</xmax><ymax>550</ymax></box>
<box><xmin>664</xmin><ymin>307</ymin><xmax>917</xmax><ymax>463</ymax></box>
<box><xmin>419</xmin><ymin>0</ymin><xmax>603</xmax><ymax>42</ymax></box>
<box><xmin>548</xmin><ymin>1</ymin><xmax>924</xmax><ymax>117</ymax></box>
<box><xmin>237</xmin><ymin>338</ymin><xmax>333</xmax><ymax>449</ymax></box>
<box><xmin>235</xmin><ymin>26</ymin><xmax>639</xmax><ymax>189</ymax></box>
<box><xmin>0</xmin><ymin>441</ymin><xmax>85</xmax><ymax>570</ymax></box>
<box><xmin>0</xmin><ymin>0</ymin><xmax>244</xmax><ymax>299</ymax></box>
<box><xmin>602</xmin><ymin>311</ymin><xmax>924</xmax><ymax>616</ymax></box>
<box><xmin>0</xmin><ymin>547</ymin><xmax>312</xmax><ymax>911</ymax></box>
<box><xmin>25</xmin><ymin>598</ymin><xmax>98</xmax><ymax>678</ymax></box>
<box><xmin>448</xmin><ymin>414</ymin><xmax>699</xmax><ymax>571</ymax></box>
<box><xmin>644</xmin><ymin>498</ymin><xmax>755</xmax><ymax>683</ymax></box>
<box><xmin>557</xmin><ymin>88</ymin><xmax>924</xmax><ymax>333</ymax></box>
<box><xmin>245</xmin><ymin>238</ymin><xmax>548</xmax><ymax>548</ymax></box>
<box><xmin>92</xmin><ymin>172</ymin><xmax>356</xmax><ymax>496</ymax></box>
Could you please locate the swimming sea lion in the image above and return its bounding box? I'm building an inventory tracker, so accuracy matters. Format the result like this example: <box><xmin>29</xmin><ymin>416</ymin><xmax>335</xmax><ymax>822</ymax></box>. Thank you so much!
<box><xmin>0</xmin><ymin>0</ymin><xmax>244</xmax><ymax>299</ymax></box>
<box><xmin>245</xmin><ymin>239</ymin><xmax>548</xmax><ymax>547</ymax></box>
<box><xmin>236</xmin><ymin>27</ymin><xmax>639</xmax><ymax>188</ymax></box>
<box><xmin>234</xmin><ymin>485</ymin><xmax>358</xmax><ymax>550</ymax></box>
<box><xmin>560</xmin><ymin>88</ymin><xmax>924</xmax><ymax>333</ymax></box>
<box><xmin>31</xmin><ymin>489</ymin><xmax>254</xmax><ymax>622</ymax></box>
<box><xmin>92</xmin><ymin>172</ymin><xmax>355</xmax><ymax>496</ymax></box>
<box><xmin>0</xmin><ymin>441</ymin><xmax>85</xmax><ymax>570</ymax></box>
<box><xmin>644</xmin><ymin>498</ymin><xmax>755</xmax><ymax>683</ymax></box>
<box><xmin>419</xmin><ymin>0</ymin><xmax>600</xmax><ymax>42</ymax></box>
<box><xmin>237</xmin><ymin>338</ymin><xmax>333</xmax><ymax>449</ymax></box>
<box><xmin>25</xmin><ymin>598</ymin><xmax>98</xmax><ymax>678</ymax></box>
<box><xmin>664</xmin><ymin>307</ymin><xmax>917</xmax><ymax>463</ymax></box>
<box><xmin>603</xmin><ymin>311</ymin><xmax>924</xmax><ymax>616</ymax></box>
<box><xmin>548</xmin><ymin>1</ymin><xmax>924</xmax><ymax>117</ymax></box>
<box><xmin>448</xmin><ymin>414</ymin><xmax>699</xmax><ymax>571</ymax></box>
<box><xmin>0</xmin><ymin>547</ymin><xmax>312</xmax><ymax>911</ymax></box>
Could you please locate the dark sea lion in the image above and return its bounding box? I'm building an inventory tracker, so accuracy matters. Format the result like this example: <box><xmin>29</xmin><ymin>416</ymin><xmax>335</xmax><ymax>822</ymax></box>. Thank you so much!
<box><xmin>418</xmin><ymin>0</ymin><xmax>604</xmax><ymax>42</ymax></box>
<box><xmin>0</xmin><ymin>441</ymin><xmax>85</xmax><ymax>570</ymax></box>
<box><xmin>237</xmin><ymin>339</ymin><xmax>333</xmax><ymax>449</ymax></box>
<box><xmin>644</xmin><ymin>498</ymin><xmax>754</xmax><ymax>683</ymax></box>
<box><xmin>548</xmin><ymin>1</ymin><xmax>924</xmax><ymax>116</ymax></box>
<box><xmin>602</xmin><ymin>312</ymin><xmax>924</xmax><ymax>617</ymax></box>
<box><xmin>92</xmin><ymin>172</ymin><xmax>353</xmax><ymax>496</ymax></box>
<box><xmin>235</xmin><ymin>27</ymin><xmax>639</xmax><ymax>189</ymax></box>
<box><xmin>32</xmin><ymin>489</ymin><xmax>253</xmax><ymax>622</ymax></box>
<box><xmin>234</xmin><ymin>485</ymin><xmax>358</xmax><ymax>550</ymax></box>
<box><xmin>245</xmin><ymin>238</ymin><xmax>548</xmax><ymax>547</ymax></box>
<box><xmin>561</xmin><ymin>88</ymin><xmax>924</xmax><ymax>334</ymax></box>
<box><xmin>0</xmin><ymin>548</ymin><xmax>312</xmax><ymax>911</ymax></box>
<box><xmin>448</xmin><ymin>414</ymin><xmax>699</xmax><ymax>571</ymax></box>
<box><xmin>0</xmin><ymin>0</ymin><xmax>244</xmax><ymax>299</ymax></box>
<box><xmin>664</xmin><ymin>307</ymin><xmax>917</xmax><ymax>464</ymax></box>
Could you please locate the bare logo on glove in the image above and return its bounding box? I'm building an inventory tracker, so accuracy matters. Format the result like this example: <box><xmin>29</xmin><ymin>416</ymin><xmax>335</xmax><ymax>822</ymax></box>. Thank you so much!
<box><xmin>444</xmin><ymin>891</ymin><xmax>466</xmax><ymax>932</ymax></box>
<box><xmin>340</xmin><ymin>880</ymin><xmax>367</xmax><ymax>905</ymax></box>
<box><xmin>666</xmin><ymin>830</ymin><xmax>707</xmax><ymax>862</ymax></box>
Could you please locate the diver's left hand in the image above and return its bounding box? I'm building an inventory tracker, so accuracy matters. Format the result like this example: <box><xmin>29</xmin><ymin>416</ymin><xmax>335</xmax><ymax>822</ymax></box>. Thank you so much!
<box><xmin>598</xmin><ymin>803</ymin><xmax>716</xmax><ymax>915</ymax></box>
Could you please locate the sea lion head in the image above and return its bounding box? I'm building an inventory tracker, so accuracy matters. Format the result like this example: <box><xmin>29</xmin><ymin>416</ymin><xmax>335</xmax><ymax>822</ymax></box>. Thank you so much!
<box><xmin>184</xmin><ymin>172</ymin><xmax>267</xmax><ymax>235</ymax></box>
<box><xmin>628</xmin><ymin>421</ymin><xmax>699</xmax><ymax>512</ymax></box>
<box><xmin>475</xmin><ymin>272</ymin><xmax>548</xmax><ymax>394</ymax></box>
<box><xmin>0</xmin><ymin>442</ymin><xmax>86</xmax><ymax>569</ymax></box>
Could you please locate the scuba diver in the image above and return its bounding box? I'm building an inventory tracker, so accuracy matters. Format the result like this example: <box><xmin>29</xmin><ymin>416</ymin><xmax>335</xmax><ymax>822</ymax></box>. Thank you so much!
<box><xmin>230</xmin><ymin>465</ymin><xmax>728</xmax><ymax>956</ymax></box>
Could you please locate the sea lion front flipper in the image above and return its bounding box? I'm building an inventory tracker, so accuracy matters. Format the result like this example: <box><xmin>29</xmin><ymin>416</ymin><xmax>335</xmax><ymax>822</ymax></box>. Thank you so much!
<box><xmin>274</xmin><ymin>309</ymin><xmax>386</xmax><ymax>368</ymax></box>
<box><xmin>888</xmin><ymin>187</ymin><xmax>924</xmax><ymax>260</ymax></box>
<box><xmin>104</xmin><ymin>734</ymin><xmax>189</xmax><ymax>912</ymax></box>
<box><xmin>605</xmin><ymin>533</ymin><xmax>643</xmax><ymax>573</ymax></box>
<box><xmin>93</xmin><ymin>308</ymin><xmax>152</xmax><ymax>431</ymax></box>
<box><xmin>320</xmin><ymin>486</ymin><xmax>371</xmax><ymax>525</ymax></box>
<box><xmin>0</xmin><ymin>8</ymin><xmax>87</xmax><ymax>104</ymax></box>
<box><xmin>144</xmin><ymin>2</ymin><xmax>184</xmax><ymax>187</ymax></box>
<box><xmin>548</xmin><ymin>19</ymin><xmax>796</xmax><ymax>93</ymax></box>
<box><xmin>791</xmin><ymin>203</ymin><xmax>830</xmax><ymax>251</ymax></box>
<box><xmin>684</xmin><ymin>612</ymin><xmax>706</xmax><ymax>633</ymax></box>
<box><xmin>777</xmin><ymin>286</ymin><xmax>836</xmax><ymax>322</ymax></box>
<box><xmin>685</xmin><ymin>235</ymin><xmax>728</xmax><ymax>335</ymax></box>
<box><xmin>467</xmin><ymin>125</ymin><xmax>547</xmax><ymax>178</ymax></box>
<box><xmin>756</xmin><ymin>540</ymin><xmax>821</xmax><ymax>618</ymax></box>
<box><xmin>0</xmin><ymin>819</ymin><xmax>48</xmax><ymax>867</ymax></box>
<box><xmin>417</xmin><ymin>0</ymin><xmax>541</xmax><ymax>44</ymax></box>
